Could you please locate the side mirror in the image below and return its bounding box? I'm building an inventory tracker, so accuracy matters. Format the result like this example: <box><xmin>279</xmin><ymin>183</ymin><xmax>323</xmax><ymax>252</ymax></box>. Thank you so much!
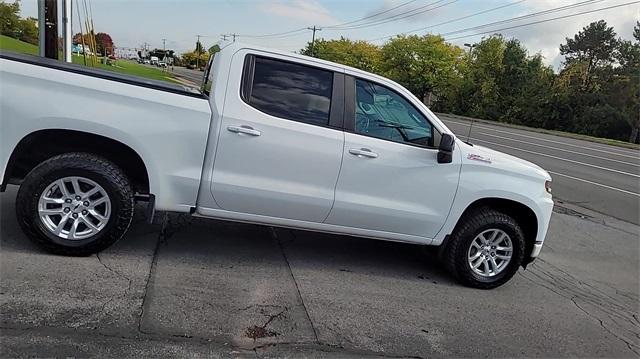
<box><xmin>437</xmin><ymin>133</ymin><xmax>455</xmax><ymax>164</ymax></box>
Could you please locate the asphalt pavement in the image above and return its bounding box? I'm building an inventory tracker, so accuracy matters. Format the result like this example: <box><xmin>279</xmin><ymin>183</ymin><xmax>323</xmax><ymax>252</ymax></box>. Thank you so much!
<box><xmin>171</xmin><ymin>66</ymin><xmax>205</xmax><ymax>85</ymax></box>
<box><xmin>1</xmin><ymin>185</ymin><xmax>638</xmax><ymax>357</ymax></box>
<box><xmin>438</xmin><ymin>114</ymin><xmax>640</xmax><ymax>225</ymax></box>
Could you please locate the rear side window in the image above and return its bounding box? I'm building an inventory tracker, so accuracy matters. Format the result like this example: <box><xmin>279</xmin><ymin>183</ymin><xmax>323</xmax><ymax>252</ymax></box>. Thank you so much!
<box><xmin>245</xmin><ymin>56</ymin><xmax>333</xmax><ymax>126</ymax></box>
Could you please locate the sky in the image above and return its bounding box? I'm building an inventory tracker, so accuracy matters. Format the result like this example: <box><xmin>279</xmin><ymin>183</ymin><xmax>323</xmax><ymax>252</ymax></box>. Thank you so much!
<box><xmin>13</xmin><ymin>0</ymin><xmax>640</xmax><ymax>69</ymax></box>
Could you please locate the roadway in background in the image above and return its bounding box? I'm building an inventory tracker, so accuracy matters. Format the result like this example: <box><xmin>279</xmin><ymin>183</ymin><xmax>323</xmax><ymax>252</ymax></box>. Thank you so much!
<box><xmin>438</xmin><ymin>114</ymin><xmax>640</xmax><ymax>225</ymax></box>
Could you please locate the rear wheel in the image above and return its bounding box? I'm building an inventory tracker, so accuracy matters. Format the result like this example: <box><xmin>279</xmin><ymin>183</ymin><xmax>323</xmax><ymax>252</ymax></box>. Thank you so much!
<box><xmin>443</xmin><ymin>208</ymin><xmax>525</xmax><ymax>289</ymax></box>
<box><xmin>16</xmin><ymin>153</ymin><xmax>134</xmax><ymax>256</ymax></box>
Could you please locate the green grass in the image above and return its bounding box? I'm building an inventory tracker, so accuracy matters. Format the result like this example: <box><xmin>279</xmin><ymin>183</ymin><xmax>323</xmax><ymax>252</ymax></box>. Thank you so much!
<box><xmin>70</xmin><ymin>55</ymin><xmax>178</xmax><ymax>83</ymax></box>
<box><xmin>0</xmin><ymin>34</ymin><xmax>38</xmax><ymax>55</ymax></box>
<box><xmin>1</xmin><ymin>35</ymin><xmax>177</xmax><ymax>84</ymax></box>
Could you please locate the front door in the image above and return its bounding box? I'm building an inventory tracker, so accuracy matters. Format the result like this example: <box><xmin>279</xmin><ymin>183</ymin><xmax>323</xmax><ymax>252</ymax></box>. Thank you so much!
<box><xmin>211</xmin><ymin>53</ymin><xmax>345</xmax><ymax>223</ymax></box>
<box><xmin>324</xmin><ymin>77</ymin><xmax>461</xmax><ymax>238</ymax></box>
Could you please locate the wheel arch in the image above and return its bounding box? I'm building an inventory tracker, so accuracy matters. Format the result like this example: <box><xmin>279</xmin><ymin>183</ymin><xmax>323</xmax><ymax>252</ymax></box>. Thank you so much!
<box><xmin>444</xmin><ymin>197</ymin><xmax>538</xmax><ymax>265</ymax></box>
<box><xmin>2</xmin><ymin>129</ymin><xmax>150</xmax><ymax>195</ymax></box>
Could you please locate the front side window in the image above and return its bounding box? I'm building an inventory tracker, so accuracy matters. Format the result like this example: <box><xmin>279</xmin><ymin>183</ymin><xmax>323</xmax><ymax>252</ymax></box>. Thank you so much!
<box><xmin>247</xmin><ymin>57</ymin><xmax>333</xmax><ymax>126</ymax></box>
<box><xmin>354</xmin><ymin>79</ymin><xmax>435</xmax><ymax>147</ymax></box>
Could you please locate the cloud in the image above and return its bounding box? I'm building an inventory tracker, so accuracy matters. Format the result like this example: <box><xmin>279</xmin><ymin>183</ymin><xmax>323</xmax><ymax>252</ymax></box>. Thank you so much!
<box><xmin>260</xmin><ymin>0</ymin><xmax>338</xmax><ymax>25</ymax></box>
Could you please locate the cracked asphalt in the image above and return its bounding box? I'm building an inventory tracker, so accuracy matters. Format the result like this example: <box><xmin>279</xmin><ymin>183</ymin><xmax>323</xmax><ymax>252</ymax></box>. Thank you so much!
<box><xmin>1</xmin><ymin>185</ymin><xmax>638</xmax><ymax>358</ymax></box>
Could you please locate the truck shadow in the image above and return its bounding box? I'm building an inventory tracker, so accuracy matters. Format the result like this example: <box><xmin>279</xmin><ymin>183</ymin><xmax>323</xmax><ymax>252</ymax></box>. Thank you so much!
<box><xmin>156</xmin><ymin>214</ymin><xmax>455</xmax><ymax>286</ymax></box>
<box><xmin>1</xmin><ymin>185</ymin><xmax>455</xmax><ymax>286</ymax></box>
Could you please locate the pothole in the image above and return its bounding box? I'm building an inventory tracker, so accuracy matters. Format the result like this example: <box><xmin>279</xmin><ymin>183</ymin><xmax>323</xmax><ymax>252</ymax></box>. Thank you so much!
<box><xmin>245</xmin><ymin>325</ymin><xmax>279</xmax><ymax>339</ymax></box>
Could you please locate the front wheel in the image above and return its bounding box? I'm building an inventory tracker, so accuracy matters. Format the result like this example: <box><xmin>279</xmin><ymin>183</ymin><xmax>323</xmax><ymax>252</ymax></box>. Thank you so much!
<box><xmin>442</xmin><ymin>208</ymin><xmax>525</xmax><ymax>289</ymax></box>
<box><xmin>16</xmin><ymin>152</ymin><xmax>134</xmax><ymax>256</ymax></box>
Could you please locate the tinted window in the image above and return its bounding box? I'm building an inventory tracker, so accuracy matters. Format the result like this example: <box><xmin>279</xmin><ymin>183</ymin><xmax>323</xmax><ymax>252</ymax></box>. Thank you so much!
<box><xmin>248</xmin><ymin>57</ymin><xmax>333</xmax><ymax>126</ymax></box>
<box><xmin>354</xmin><ymin>79</ymin><xmax>435</xmax><ymax>147</ymax></box>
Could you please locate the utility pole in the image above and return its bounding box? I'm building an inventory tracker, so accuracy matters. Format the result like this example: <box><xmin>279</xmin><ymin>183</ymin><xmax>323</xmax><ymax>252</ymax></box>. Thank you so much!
<box><xmin>38</xmin><ymin>0</ymin><xmax>59</xmax><ymax>59</ymax></box>
<box><xmin>231</xmin><ymin>33</ymin><xmax>237</xmax><ymax>42</ymax></box>
<box><xmin>221</xmin><ymin>34</ymin><xmax>228</xmax><ymax>41</ymax></box>
<box><xmin>196</xmin><ymin>35</ymin><xmax>202</xmax><ymax>69</ymax></box>
<box><xmin>307</xmin><ymin>26</ymin><xmax>322</xmax><ymax>57</ymax></box>
<box><xmin>162</xmin><ymin>38</ymin><xmax>166</xmax><ymax>51</ymax></box>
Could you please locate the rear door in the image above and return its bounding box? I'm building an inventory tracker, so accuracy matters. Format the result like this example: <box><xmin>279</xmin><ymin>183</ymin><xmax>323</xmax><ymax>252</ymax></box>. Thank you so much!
<box><xmin>210</xmin><ymin>51</ymin><xmax>345</xmax><ymax>223</ymax></box>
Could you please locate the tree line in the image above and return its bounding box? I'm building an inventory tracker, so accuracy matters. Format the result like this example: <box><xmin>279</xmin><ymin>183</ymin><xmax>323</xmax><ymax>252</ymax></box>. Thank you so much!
<box><xmin>0</xmin><ymin>1</ymin><xmax>37</xmax><ymax>45</ymax></box>
<box><xmin>301</xmin><ymin>20</ymin><xmax>640</xmax><ymax>143</ymax></box>
<box><xmin>1</xmin><ymin>1</ymin><xmax>115</xmax><ymax>56</ymax></box>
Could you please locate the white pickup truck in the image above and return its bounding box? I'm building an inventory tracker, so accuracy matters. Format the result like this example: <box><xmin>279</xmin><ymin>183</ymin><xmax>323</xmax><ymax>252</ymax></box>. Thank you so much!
<box><xmin>0</xmin><ymin>42</ymin><xmax>553</xmax><ymax>288</ymax></box>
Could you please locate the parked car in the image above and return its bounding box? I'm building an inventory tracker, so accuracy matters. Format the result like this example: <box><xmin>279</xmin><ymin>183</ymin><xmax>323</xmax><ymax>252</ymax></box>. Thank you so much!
<box><xmin>0</xmin><ymin>43</ymin><xmax>553</xmax><ymax>289</ymax></box>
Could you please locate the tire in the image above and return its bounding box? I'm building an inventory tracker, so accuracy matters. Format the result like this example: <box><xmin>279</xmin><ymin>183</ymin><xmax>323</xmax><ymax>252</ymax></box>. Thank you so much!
<box><xmin>16</xmin><ymin>152</ymin><xmax>134</xmax><ymax>256</ymax></box>
<box><xmin>442</xmin><ymin>207</ymin><xmax>525</xmax><ymax>289</ymax></box>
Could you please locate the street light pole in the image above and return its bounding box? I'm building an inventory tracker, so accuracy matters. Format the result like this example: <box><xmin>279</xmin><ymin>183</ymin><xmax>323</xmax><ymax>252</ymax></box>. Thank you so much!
<box><xmin>464</xmin><ymin>43</ymin><xmax>476</xmax><ymax>58</ymax></box>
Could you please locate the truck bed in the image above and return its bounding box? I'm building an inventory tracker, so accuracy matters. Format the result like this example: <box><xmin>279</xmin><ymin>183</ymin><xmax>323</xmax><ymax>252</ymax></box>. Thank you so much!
<box><xmin>0</xmin><ymin>51</ymin><xmax>205</xmax><ymax>99</ymax></box>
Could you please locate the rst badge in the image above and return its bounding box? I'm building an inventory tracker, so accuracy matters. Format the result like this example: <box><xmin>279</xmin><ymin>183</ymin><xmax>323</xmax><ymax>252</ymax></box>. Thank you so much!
<box><xmin>467</xmin><ymin>153</ymin><xmax>492</xmax><ymax>164</ymax></box>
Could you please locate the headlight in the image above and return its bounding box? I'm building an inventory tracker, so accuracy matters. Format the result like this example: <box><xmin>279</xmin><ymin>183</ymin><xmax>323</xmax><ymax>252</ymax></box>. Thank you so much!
<box><xmin>545</xmin><ymin>180</ymin><xmax>552</xmax><ymax>194</ymax></box>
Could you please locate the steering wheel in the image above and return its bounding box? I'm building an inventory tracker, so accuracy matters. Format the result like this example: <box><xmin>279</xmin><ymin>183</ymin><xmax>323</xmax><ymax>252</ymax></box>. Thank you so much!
<box><xmin>356</xmin><ymin>102</ymin><xmax>372</xmax><ymax>132</ymax></box>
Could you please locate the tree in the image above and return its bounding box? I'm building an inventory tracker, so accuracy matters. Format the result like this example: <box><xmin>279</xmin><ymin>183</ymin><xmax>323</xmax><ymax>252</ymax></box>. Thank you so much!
<box><xmin>73</xmin><ymin>32</ymin><xmax>94</xmax><ymax>51</ymax></box>
<box><xmin>182</xmin><ymin>50</ymin><xmax>209</xmax><ymax>68</ymax></box>
<box><xmin>300</xmin><ymin>37</ymin><xmax>381</xmax><ymax>73</ymax></box>
<box><xmin>195</xmin><ymin>40</ymin><xmax>204</xmax><ymax>55</ymax></box>
<box><xmin>559</xmin><ymin>20</ymin><xmax>617</xmax><ymax>88</ymax></box>
<box><xmin>0</xmin><ymin>0</ymin><xmax>21</xmax><ymax>37</ymax></box>
<box><xmin>498</xmin><ymin>40</ymin><xmax>554</xmax><ymax>127</ymax></box>
<box><xmin>380</xmin><ymin>34</ymin><xmax>463</xmax><ymax>105</ymax></box>
<box><xmin>613</xmin><ymin>35</ymin><xmax>640</xmax><ymax>142</ymax></box>
<box><xmin>455</xmin><ymin>35</ymin><xmax>506</xmax><ymax>119</ymax></box>
<box><xmin>94</xmin><ymin>32</ymin><xmax>114</xmax><ymax>55</ymax></box>
<box><xmin>16</xmin><ymin>17</ymin><xmax>37</xmax><ymax>44</ymax></box>
<box><xmin>634</xmin><ymin>21</ymin><xmax>640</xmax><ymax>42</ymax></box>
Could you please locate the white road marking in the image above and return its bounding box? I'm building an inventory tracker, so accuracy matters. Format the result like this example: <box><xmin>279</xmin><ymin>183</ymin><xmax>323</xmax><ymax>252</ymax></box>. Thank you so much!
<box><xmin>469</xmin><ymin>137</ymin><xmax>640</xmax><ymax>178</ymax></box>
<box><xmin>443</xmin><ymin>119</ymin><xmax>640</xmax><ymax>159</ymax></box>
<box><xmin>549</xmin><ymin>171</ymin><xmax>640</xmax><ymax>197</ymax></box>
<box><xmin>476</xmin><ymin>132</ymin><xmax>639</xmax><ymax>167</ymax></box>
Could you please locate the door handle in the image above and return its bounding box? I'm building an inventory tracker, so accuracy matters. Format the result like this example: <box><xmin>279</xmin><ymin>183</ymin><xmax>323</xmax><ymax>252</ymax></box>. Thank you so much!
<box><xmin>349</xmin><ymin>148</ymin><xmax>378</xmax><ymax>158</ymax></box>
<box><xmin>227</xmin><ymin>125</ymin><xmax>261</xmax><ymax>136</ymax></box>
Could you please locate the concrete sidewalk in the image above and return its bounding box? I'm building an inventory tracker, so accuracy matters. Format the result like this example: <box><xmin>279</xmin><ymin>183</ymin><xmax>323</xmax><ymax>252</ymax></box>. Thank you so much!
<box><xmin>1</xmin><ymin>185</ymin><xmax>638</xmax><ymax>357</ymax></box>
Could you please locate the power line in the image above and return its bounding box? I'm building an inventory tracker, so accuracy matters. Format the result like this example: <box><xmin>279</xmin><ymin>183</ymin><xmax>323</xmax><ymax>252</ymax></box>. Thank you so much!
<box><xmin>236</xmin><ymin>27</ymin><xmax>308</xmax><ymax>39</ymax></box>
<box><xmin>235</xmin><ymin>0</ymin><xmax>452</xmax><ymax>38</ymax></box>
<box><xmin>368</xmin><ymin>0</ymin><xmax>527</xmax><ymax>42</ymax></box>
<box><xmin>369</xmin><ymin>0</ymin><xmax>603</xmax><ymax>43</ymax></box>
<box><xmin>438</xmin><ymin>0</ymin><xmax>604</xmax><ymax>38</ymax></box>
<box><xmin>327</xmin><ymin>0</ymin><xmax>458</xmax><ymax>30</ymax></box>
<box><xmin>323</xmin><ymin>0</ymin><xmax>419</xmax><ymax>29</ymax></box>
<box><xmin>443</xmin><ymin>0</ymin><xmax>639</xmax><ymax>41</ymax></box>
